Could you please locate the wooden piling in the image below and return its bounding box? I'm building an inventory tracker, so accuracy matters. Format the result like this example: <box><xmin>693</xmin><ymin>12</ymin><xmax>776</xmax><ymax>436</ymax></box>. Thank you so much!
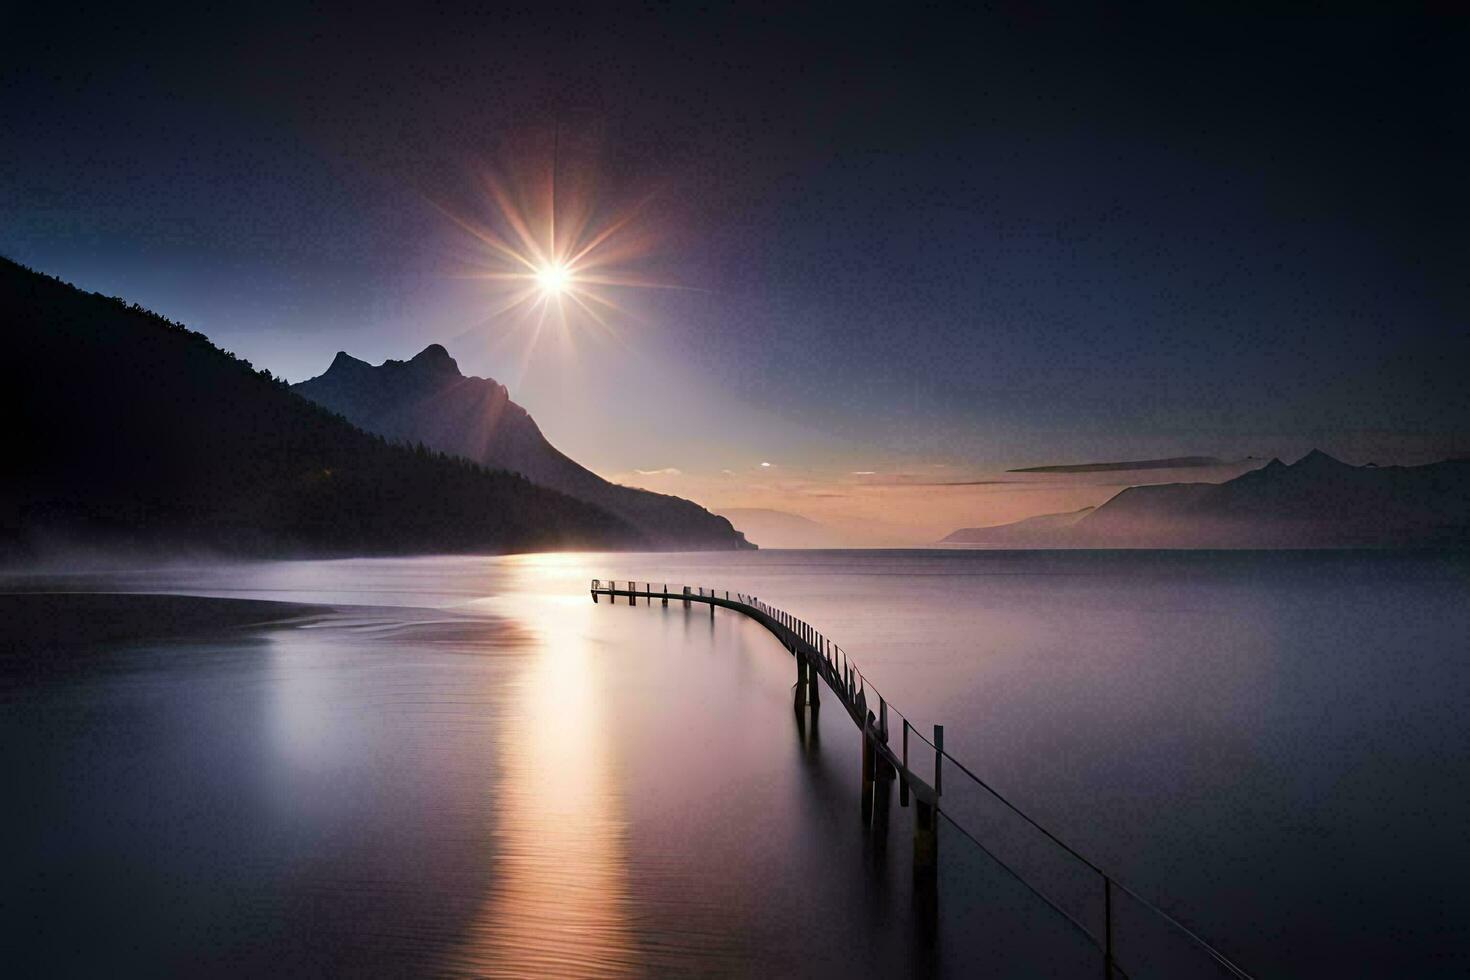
<box><xmin>861</xmin><ymin>716</ymin><xmax>876</xmax><ymax>826</ymax></box>
<box><xmin>915</xmin><ymin>724</ymin><xmax>943</xmax><ymax>880</ymax></box>
<box><xmin>662</xmin><ymin>583</ymin><xmax>668</xmax><ymax>607</ymax></box>
<box><xmin>794</xmin><ymin>655</ymin><xmax>807</xmax><ymax>715</ymax></box>
<box><xmin>899</xmin><ymin>720</ymin><xmax>910</xmax><ymax>806</ymax></box>
<box><xmin>914</xmin><ymin>797</ymin><xmax>938</xmax><ymax>881</ymax></box>
<box><xmin>808</xmin><ymin>655</ymin><xmax>820</xmax><ymax>712</ymax></box>
<box><xmin>875</xmin><ymin>700</ymin><xmax>896</xmax><ymax>778</ymax></box>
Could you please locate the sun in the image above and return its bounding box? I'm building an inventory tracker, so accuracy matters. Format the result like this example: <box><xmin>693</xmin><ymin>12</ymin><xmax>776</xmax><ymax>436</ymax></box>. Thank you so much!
<box><xmin>434</xmin><ymin>144</ymin><xmax>679</xmax><ymax>365</ymax></box>
<box><xmin>535</xmin><ymin>263</ymin><xmax>571</xmax><ymax>296</ymax></box>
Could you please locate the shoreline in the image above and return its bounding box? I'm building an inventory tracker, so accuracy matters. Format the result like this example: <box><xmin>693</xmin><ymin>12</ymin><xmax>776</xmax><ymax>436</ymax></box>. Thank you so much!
<box><xmin>0</xmin><ymin>592</ymin><xmax>331</xmax><ymax>654</ymax></box>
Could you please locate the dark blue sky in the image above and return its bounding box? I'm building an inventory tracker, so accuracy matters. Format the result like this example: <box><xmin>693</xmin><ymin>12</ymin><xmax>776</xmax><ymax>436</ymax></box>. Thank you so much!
<box><xmin>3</xmin><ymin>3</ymin><xmax>1466</xmax><ymax>493</ymax></box>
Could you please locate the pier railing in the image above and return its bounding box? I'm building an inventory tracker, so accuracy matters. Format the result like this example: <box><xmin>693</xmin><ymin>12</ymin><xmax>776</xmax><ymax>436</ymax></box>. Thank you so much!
<box><xmin>591</xmin><ymin>579</ymin><xmax>1254</xmax><ymax>980</ymax></box>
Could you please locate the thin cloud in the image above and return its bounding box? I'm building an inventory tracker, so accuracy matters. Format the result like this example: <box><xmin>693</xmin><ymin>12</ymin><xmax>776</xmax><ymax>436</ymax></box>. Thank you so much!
<box><xmin>1008</xmin><ymin>455</ymin><xmax>1229</xmax><ymax>474</ymax></box>
<box><xmin>634</xmin><ymin>467</ymin><xmax>682</xmax><ymax>476</ymax></box>
<box><xmin>866</xmin><ymin>478</ymin><xmax>1016</xmax><ymax>487</ymax></box>
<box><xmin>919</xmin><ymin>480</ymin><xmax>1016</xmax><ymax>486</ymax></box>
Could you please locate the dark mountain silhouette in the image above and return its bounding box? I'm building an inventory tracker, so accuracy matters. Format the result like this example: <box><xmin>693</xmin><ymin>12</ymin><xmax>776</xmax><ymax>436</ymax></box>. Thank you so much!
<box><xmin>940</xmin><ymin>507</ymin><xmax>1095</xmax><ymax>545</ymax></box>
<box><xmin>293</xmin><ymin>347</ymin><xmax>750</xmax><ymax>549</ymax></box>
<box><xmin>1</xmin><ymin>257</ymin><xmax>649</xmax><ymax>558</ymax></box>
<box><xmin>943</xmin><ymin>452</ymin><xmax>1470</xmax><ymax>548</ymax></box>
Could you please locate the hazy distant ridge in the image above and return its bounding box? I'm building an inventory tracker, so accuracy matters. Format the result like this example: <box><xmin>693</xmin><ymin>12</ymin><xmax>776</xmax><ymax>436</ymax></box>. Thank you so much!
<box><xmin>946</xmin><ymin>451</ymin><xmax>1470</xmax><ymax>548</ymax></box>
<box><xmin>940</xmin><ymin>507</ymin><xmax>1095</xmax><ymax>544</ymax></box>
<box><xmin>721</xmin><ymin>508</ymin><xmax>854</xmax><ymax>549</ymax></box>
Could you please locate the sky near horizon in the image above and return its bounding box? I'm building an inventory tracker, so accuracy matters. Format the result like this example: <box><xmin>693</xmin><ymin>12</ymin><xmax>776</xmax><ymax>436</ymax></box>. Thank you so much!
<box><xmin>3</xmin><ymin>4</ymin><xmax>1466</xmax><ymax>541</ymax></box>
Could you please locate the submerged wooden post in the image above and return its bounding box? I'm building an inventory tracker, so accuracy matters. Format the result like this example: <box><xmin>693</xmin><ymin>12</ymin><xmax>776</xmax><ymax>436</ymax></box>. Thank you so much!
<box><xmin>875</xmin><ymin>699</ymin><xmax>895</xmax><ymax>778</ymax></box>
<box><xmin>627</xmin><ymin>580</ymin><xmax>635</xmax><ymax>606</ymax></box>
<box><xmin>808</xmin><ymin>653</ymin><xmax>820</xmax><ymax>712</ymax></box>
<box><xmin>914</xmin><ymin>797</ymin><xmax>938</xmax><ymax>881</ymax></box>
<box><xmin>861</xmin><ymin>712</ymin><xmax>876</xmax><ymax>826</ymax></box>
<box><xmin>794</xmin><ymin>654</ymin><xmax>807</xmax><ymax>715</ymax></box>
<box><xmin>914</xmin><ymin>724</ymin><xmax>943</xmax><ymax>881</ymax></box>
<box><xmin>899</xmin><ymin>719</ymin><xmax>910</xmax><ymax>806</ymax></box>
<box><xmin>683</xmin><ymin>586</ymin><xmax>691</xmax><ymax>608</ymax></box>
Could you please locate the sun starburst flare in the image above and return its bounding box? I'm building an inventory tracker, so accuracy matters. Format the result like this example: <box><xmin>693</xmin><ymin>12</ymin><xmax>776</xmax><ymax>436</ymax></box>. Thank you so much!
<box><xmin>434</xmin><ymin>149</ymin><xmax>681</xmax><ymax>367</ymax></box>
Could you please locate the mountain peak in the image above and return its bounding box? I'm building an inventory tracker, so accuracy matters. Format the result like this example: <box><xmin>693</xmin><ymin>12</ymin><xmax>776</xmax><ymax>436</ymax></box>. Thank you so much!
<box><xmin>1292</xmin><ymin>448</ymin><xmax>1348</xmax><ymax>470</ymax></box>
<box><xmin>328</xmin><ymin>350</ymin><xmax>370</xmax><ymax>373</ymax></box>
<box><xmin>290</xmin><ymin>341</ymin><xmax>751</xmax><ymax>550</ymax></box>
<box><xmin>409</xmin><ymin>343</ymin><xmax>460</xmax><ymax>375</ymax></box>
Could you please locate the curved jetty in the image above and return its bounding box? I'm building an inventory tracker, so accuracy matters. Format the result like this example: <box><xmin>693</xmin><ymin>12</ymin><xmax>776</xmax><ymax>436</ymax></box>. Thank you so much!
<box><xmin>592</xmin><ymin>579</ymin><xmax>1255</xmax><ymax>980</ymax></box>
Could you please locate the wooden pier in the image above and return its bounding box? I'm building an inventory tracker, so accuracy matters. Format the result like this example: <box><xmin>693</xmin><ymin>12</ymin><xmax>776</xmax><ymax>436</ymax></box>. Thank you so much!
<box><xmin>593</xmin><ymin>580</ymin><xmax>947</xmax><ymax>878</ymax></box>
<box><xmin>590</xmin><ymin>578</ymin><xmax>1256</xmax><ymax>979</ymax></box>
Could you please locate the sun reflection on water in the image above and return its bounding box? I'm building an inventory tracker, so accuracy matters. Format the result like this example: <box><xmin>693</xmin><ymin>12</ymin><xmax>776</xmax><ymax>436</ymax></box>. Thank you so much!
<box><xmin>453</xmin><ymin>591</ymin><xmax>637</xmax><ymax>976</ymax></box>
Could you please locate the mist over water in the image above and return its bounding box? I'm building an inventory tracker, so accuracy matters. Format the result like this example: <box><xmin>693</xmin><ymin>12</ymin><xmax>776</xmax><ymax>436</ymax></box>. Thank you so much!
<box><xmin>3</xmin><ymin>550</ymin><xmax>1467</xmax><ymax>976</ymax></box>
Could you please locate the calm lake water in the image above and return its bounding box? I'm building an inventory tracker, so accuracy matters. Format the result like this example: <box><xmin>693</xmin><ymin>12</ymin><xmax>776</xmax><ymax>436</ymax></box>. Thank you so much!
<box><xmin>3</xmin><ymin>550</ymin><xmax>1468</xmax><ymax>977</ymax></box>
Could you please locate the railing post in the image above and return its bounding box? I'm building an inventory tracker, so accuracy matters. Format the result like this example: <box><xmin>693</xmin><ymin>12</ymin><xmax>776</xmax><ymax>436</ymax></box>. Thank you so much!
<box><xmin>934</xmin><ymin>724</ymin><xmax>944</xmax><ymax>797</ymax></box>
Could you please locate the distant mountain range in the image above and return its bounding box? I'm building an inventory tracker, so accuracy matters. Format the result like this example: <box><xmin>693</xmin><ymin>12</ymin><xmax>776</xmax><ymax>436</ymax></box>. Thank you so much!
<box><xmin>293</xmin><ymin>346</ymin><xmax>749</xmax><ymax>550</ymax></box>
<box><xmin>720</xmin><ymin>508</ymin><xmax>854</xmax><ymax>549</ymax></box>
<box><xmin>943</xmin><ymin>451</ymin><xmax>1470</xmax><ymax>548</ymax></box>
<box><xmin>1</xmin><ymin>258</ymin><xmax>743</xmax><ymax>557</ymax></box>
<box><xmin>941</xmin><ymin>507</ymin><xmax>1095</xmax><ymax>545</ymax></box>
